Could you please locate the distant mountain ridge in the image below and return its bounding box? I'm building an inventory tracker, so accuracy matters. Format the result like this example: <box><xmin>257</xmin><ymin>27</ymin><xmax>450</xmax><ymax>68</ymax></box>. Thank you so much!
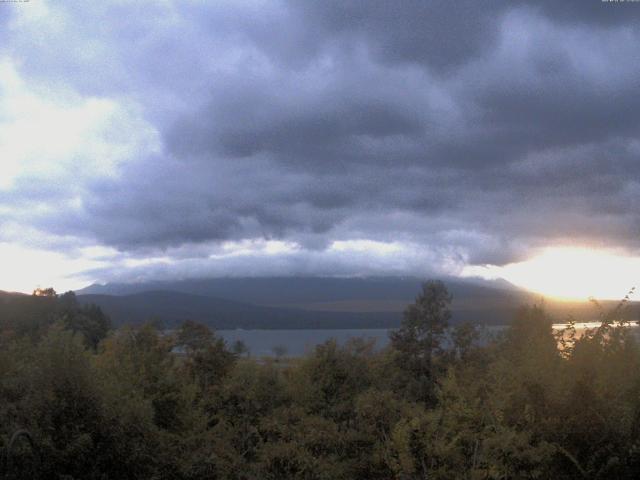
<box><xmin>77</xmin><ymin>276</ymin><xmax>524</xmax><ymax>304</ymax></box>
<box><xmin>75</xmin><ymin>276</ymin><xmax>539</xmax><ymax>329</ymax></box>
<box><xmin>78</xmin><ymin>290</ymin><xmax>400</xmax><ymax>329</ymax></box>
<box><xmin>2</xmin><ymin>276</ymin><xmax>636</xmax><ymax>330</ymax></box>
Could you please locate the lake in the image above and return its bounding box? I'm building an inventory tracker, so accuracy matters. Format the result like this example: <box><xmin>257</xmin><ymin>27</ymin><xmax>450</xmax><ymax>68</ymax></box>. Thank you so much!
<box><xmin>218</xmin><ymin>328</ymin><xmax>393</xmax><ymax>357</ymax></box>
<box><xmin>218</xmin><ymin>322</ymin><xmax>640</xmax><ymax>357</ymax></box>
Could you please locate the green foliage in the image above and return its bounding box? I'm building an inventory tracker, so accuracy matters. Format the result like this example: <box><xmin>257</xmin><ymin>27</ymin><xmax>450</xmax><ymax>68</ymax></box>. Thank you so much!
<box><xmin>58</xmin><ymin>292</ymin><xmax>111</xmax><ymax>349</ymax></box>
<box><xmin>0</xmin><ymin>290</ymin><xmax>110</xmax><ymax>348</ymax></box>
<box><xmin>177</xmin><ymin>321</ymin><xmax>237</xmax><ymax>393</ymax></box>
<box><xmin>390</xmin><ymin>279</ymin><xmax>452</xmax><ymax>403</ymax></box>
<box><xmin>2</xmin><ymin>281</ymin><xmax>640</xmax><ymax>478</ymax></box>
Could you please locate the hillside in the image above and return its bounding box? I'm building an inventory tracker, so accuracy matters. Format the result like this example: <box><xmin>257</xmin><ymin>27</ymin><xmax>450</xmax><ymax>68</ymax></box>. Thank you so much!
<box><xmin>76</xmin><ymin>277</ymin><xmax>640</xmax><ymax>329</ymax></box>
<box><xmin>77</xmin><ymin>290</ymin><xmax>400</xmax><ymax>329</ymax></box>
<box><xmin>76</xmin><ymin>277</ymin><xmax>529</xmax><ymax>328</ymax></box>
<box><xmin>77</xmin><ymin>276</ymin><xmax>520</xmax><ymax>304</ymax></box>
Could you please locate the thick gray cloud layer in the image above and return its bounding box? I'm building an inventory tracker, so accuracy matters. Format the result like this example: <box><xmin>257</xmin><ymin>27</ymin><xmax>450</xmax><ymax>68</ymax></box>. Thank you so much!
<box><xmin>2</xmin><ymin>0</ymin><xmax>640</xmax><ymax>281</ymax></box>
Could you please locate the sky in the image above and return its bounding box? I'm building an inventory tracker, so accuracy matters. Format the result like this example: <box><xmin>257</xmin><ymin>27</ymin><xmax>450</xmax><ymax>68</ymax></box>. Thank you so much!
<box><xmin>1</xmin><ymin>0</ymin><xmax>640</xmax><ymax>298</ymax></box>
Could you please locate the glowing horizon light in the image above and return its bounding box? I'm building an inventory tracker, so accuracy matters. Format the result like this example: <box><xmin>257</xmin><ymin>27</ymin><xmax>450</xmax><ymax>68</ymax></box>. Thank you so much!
<box><xmin>0</xmin><ymin>242</ymin><xmax>102</xmax><ymax>294</ymax></box>
<box><xmin>463</xmin><ymin>247</ymin><xmax>640</xmax><ymax>301</ymax></box>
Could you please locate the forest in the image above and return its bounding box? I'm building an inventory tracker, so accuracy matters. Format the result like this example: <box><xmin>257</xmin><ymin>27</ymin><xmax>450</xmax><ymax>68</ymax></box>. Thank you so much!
<box><xmin>1</xmin><ymin>281</ymin><xmax>639</xmax><ymax>479</ymax></box>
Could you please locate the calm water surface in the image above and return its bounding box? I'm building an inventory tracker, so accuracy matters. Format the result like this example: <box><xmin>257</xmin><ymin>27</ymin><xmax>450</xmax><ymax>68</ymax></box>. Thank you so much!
<box><xmin>218</xmin><ymin>322</ymin><xmax>640</xmax><ymax>357</ymax></box>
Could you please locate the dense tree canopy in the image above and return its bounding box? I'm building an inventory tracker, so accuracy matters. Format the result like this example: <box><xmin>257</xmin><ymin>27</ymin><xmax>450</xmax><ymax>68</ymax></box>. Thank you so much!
<box><xmin>1</xmin><ymin>283</ymin><xmax>640</xmax><ymax>479</ymax></box>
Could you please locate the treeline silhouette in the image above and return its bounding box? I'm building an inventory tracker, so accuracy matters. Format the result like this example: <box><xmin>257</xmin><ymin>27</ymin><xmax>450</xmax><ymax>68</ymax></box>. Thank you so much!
<box><xmin>1</xmin><ymin>282</ymin><xmax>639</xmax><ymax>479</ymax></box>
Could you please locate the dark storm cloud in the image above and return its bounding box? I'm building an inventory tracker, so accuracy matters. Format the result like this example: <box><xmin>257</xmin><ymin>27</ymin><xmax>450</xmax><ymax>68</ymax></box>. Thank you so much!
<box><xmin>526</xmin><ymin>0</ymin><xmax>640</xmax><ymax>26</ymax></box>
<box><xmin>168</xmin><ymin>93</ymin><xmax>425</xmax><ymax>163</ymax></box>
<box><xmin>288</xmin><ymin>0</ymin><xmax>505</xmax><ymax>71</ymax></box>
<box><xmin>4</xmin><ymin>0</ymin><xmax>640</xmax><ymax>279</ymax></box>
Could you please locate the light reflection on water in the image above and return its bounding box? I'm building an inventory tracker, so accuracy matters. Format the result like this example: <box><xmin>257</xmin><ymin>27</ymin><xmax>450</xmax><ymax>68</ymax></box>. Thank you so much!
<box><xmin>553</xmin><ymin>321</ymin><xmax>639</xmax><ymax>330</ymax></box>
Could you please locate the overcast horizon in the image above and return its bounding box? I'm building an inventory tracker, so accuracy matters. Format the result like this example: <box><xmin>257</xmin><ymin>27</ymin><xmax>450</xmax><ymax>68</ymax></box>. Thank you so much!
<box><xmin>2</xmin><ymin>1</ymin><xmax>640</xmax><ymax>298</ymax></box>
